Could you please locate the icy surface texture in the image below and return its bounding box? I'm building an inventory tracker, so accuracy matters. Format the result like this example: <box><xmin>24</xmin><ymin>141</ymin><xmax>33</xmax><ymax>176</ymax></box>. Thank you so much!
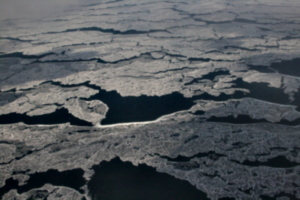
<box><xmin>0</xmin><ymin>0</ymin><xmax>300</xmax><ymax>199</ymax></box>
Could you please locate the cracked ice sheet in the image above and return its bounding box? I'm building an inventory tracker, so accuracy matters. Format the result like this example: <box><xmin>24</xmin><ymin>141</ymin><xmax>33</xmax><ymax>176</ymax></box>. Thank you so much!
<box><xmin>0</xmin><ymin>119</ymin><xmax>299</xmax><ymax>199</ymax></box>
<box><xmin>190</xmin><ymin>98</ymin><xmax>300</xmax><ymax>123</ymax></box>
<box><xmin>0</xmin><ymin>0</ymin><xmax>300</xmax><ymax>200</ymax></box>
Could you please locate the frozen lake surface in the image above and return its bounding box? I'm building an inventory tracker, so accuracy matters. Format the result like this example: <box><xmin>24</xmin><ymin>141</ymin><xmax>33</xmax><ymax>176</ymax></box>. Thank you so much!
<box><xmin>0</xmin><ymin>0</ymin><xmax>300</xmax><ymax>199</ymax></box>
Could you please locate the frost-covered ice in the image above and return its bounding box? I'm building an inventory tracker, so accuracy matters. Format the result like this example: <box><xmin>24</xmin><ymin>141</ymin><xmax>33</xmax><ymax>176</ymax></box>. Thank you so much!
<box><xmin>0</xmin><ymin>0</ymin><xmax>300</xmax><ymax>199</ymax></box>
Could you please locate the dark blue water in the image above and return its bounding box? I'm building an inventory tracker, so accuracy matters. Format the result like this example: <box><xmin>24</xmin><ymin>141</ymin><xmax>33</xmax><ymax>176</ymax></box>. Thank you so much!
<box><xmin>0</xmin><ymin>76</ymin><xmax>295</xmax><ymax>126</ymax></box>
<box><xmin>184</xmin><ymin>70</ymin><xmax>231</xmax><ymax>85</ymax></box>
<box><xmin>260</xmin><ymin>192</ymin><xmax>298</xmax><ymax>200</ymax></box>
<box><xmin>88</xmin><ymin>157</ymin><xmax>209</xmax><ymax>200</ymax></box>
<box><xmin>0</xmin><ymin>108</ymin><xmax>92</xmax><ymax>126</ymax></box>
<box><xmin>270</xmin><ymin>58</ymin><xmax>300</xmax><ymax>77</ymax></box>
<box><xmin>160</xmin><ymin>151</ymin><xmax>225</xmax><ymax>162</ymax></box>
<box><xmin>95</xmin><ymin>91</ymin><xmax>195</xmax><ymax>125</ymax></box>
<box><xmin>231</xmin><ymin>78</ymin><xmax>290</xmax><ymax>105</ymax></box>
<box><xmin>206</xmin><ymin>115</ymin><xmax>300</xmax><ymax>126</ymax></box>
<box><xmin>248</xmin><ymin>58</ymin><xmax>300</xmax><ymax>111</ymax></box>
<box><xmin>0</xmin><ymin>52</ymin><xmax>55</xmax><ymax>59</ymax></box>
<box><xmin>241</xmin><ymin>155</ymin><xmax>299</xmax><ymax>168</ymax></box>
<box><xmin>47</xmin><ymin>27</ymin><xmax>167</xmax><ymax>35</ymax></box>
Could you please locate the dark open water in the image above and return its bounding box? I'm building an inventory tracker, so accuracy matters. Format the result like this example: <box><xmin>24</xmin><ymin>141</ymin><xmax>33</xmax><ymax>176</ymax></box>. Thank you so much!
<box><xmin>88</xmin><ymin>157</ymin><xmax>209</xmax><ymax>200</ymax></box>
